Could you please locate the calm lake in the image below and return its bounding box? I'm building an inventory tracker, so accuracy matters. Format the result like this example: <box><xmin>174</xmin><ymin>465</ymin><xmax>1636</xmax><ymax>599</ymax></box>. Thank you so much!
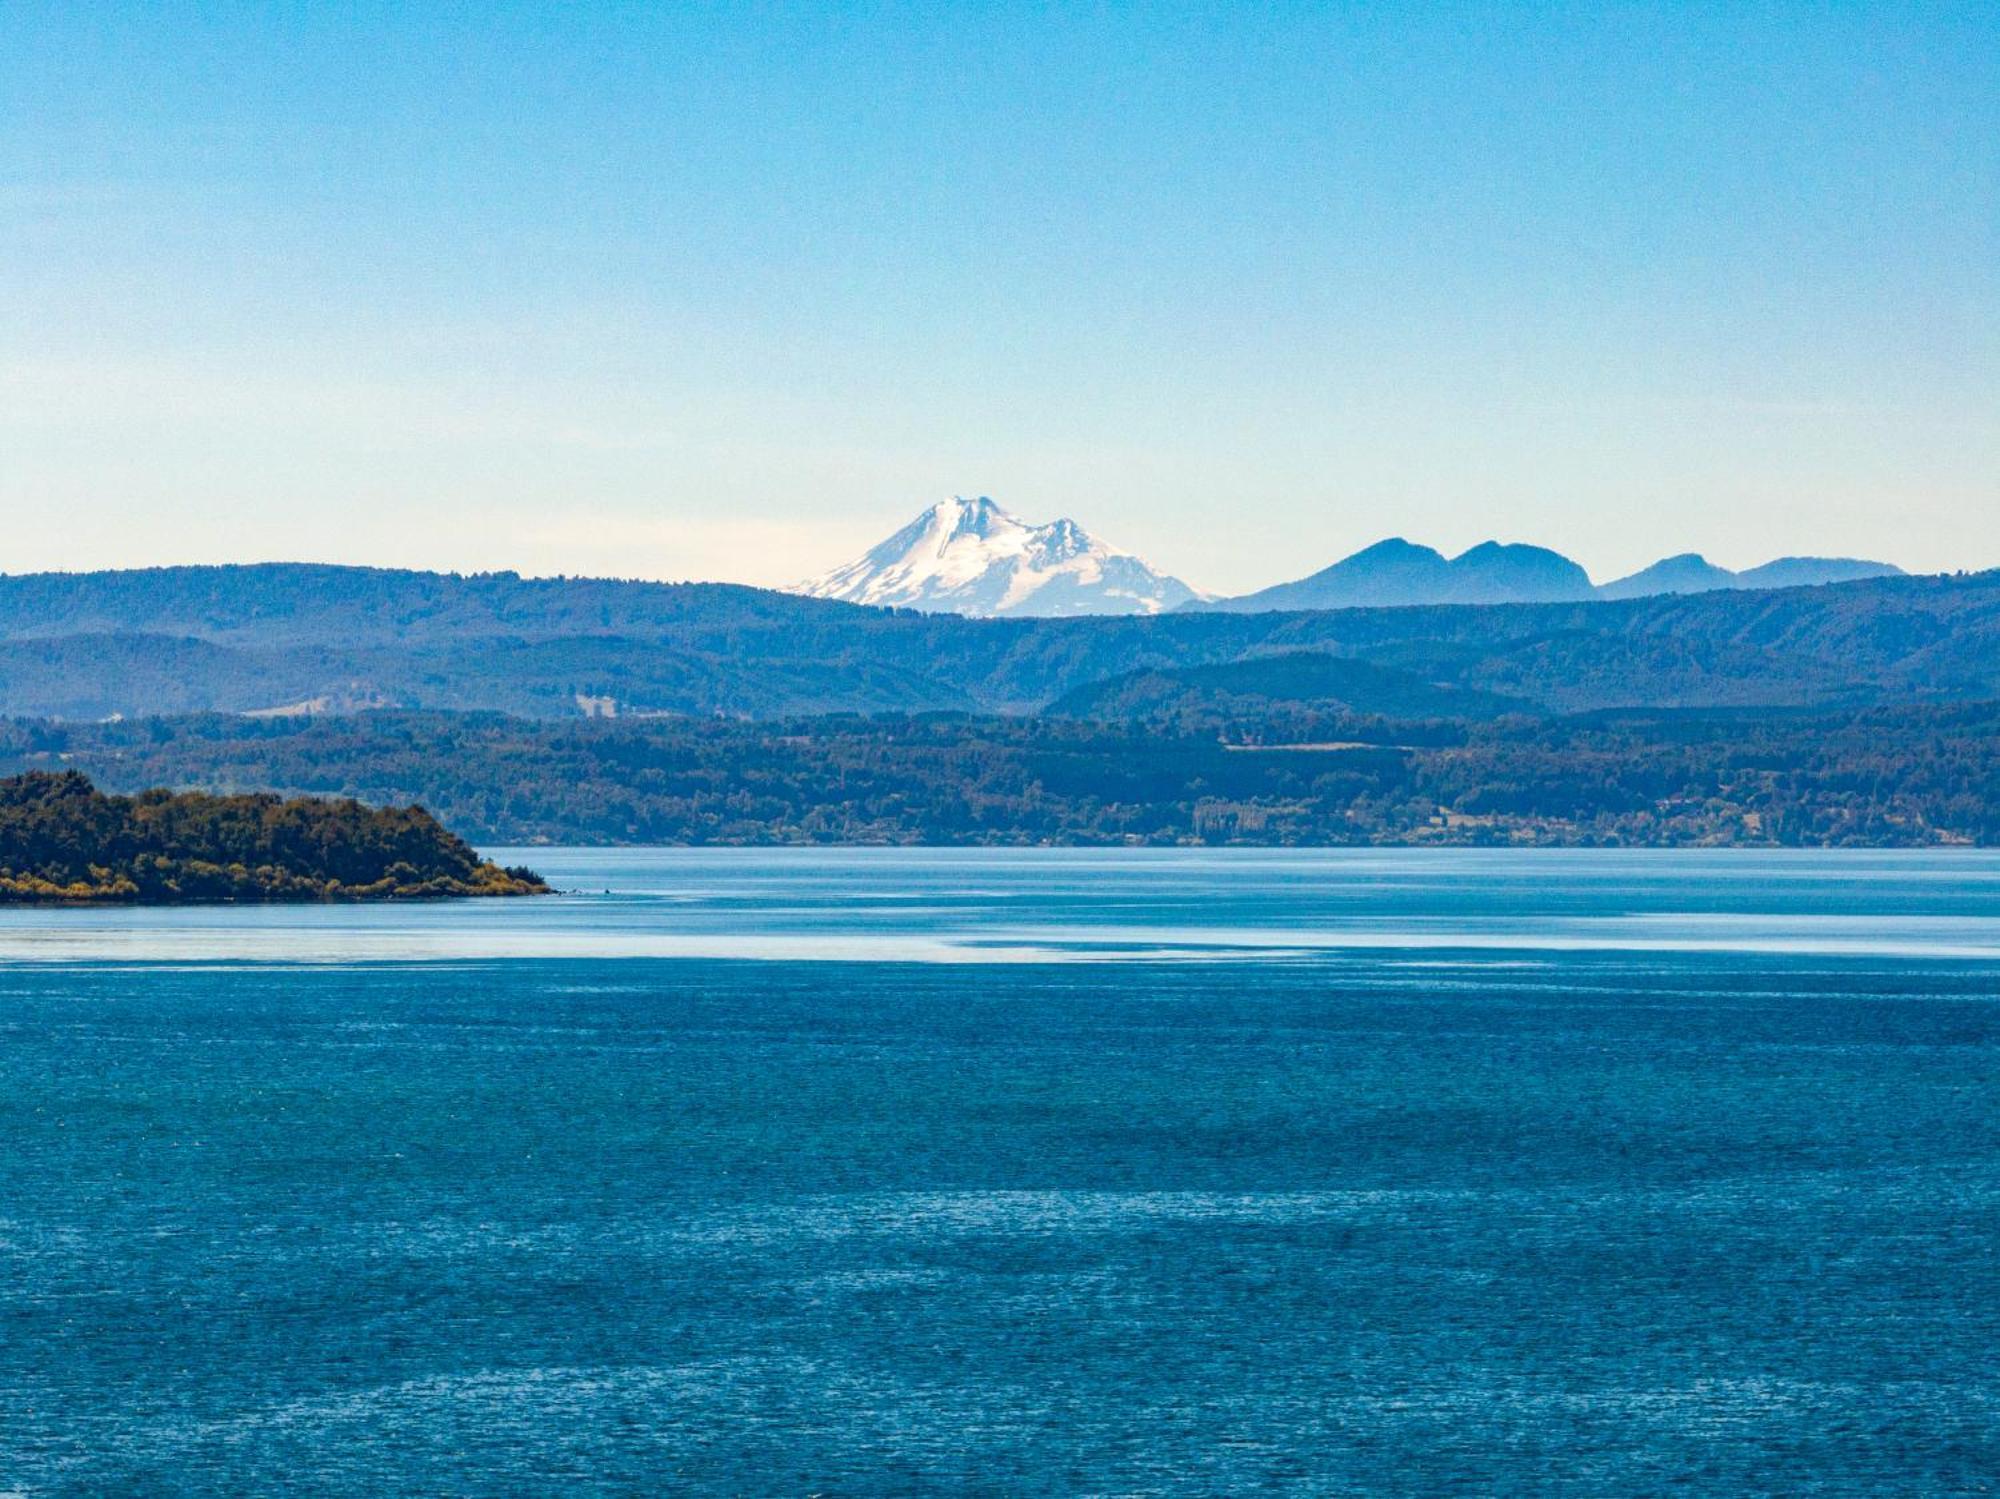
<box><xmin>4</xmin><ymin>849</ymin><xmax>1998</xmax><ymax>1494</ymax></box>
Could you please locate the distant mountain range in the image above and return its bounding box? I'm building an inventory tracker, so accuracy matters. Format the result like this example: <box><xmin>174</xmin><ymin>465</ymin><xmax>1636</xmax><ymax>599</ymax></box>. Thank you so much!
<box><xmin>798</xmin><ymin>496</ymin><xmax>1201</xmax><ymax>617</ymax></box>
<box><xmin>796</xmin><ymin>500</ymin><xmax>1903</xmax><ymax>617</ymax></box>
<box><xmin>1593</xmin><ymin>552</ymin><xmax>1906</xmax><ymax>600</ymax></box>
<box><xmin>1203</xmin><ymin>539</ymin><xmax>1903</xmax><ymax>613</ymax></box>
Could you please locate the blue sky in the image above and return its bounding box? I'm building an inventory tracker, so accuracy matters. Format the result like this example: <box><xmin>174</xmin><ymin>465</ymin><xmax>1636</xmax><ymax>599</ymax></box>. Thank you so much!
<box><xmin>3</xmin><ymin>2</ymin><xmax>1994</xmax><ymax>592</ymax></box>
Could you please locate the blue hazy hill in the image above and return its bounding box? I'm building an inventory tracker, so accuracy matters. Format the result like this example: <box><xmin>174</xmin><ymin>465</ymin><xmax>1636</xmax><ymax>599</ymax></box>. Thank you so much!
<box><xmin>1201</xmin><ymin>540</ymin><xmax>1902</xmax><ymax>613</ymax></box>
<box><xmin>0</xmin><ymin>561</ymin><xmax>1989</xmax><ymax>720</ymax></box>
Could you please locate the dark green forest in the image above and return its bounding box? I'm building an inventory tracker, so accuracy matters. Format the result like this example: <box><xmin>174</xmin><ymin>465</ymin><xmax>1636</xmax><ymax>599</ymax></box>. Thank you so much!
<box><xmin>10</xmin><ymin>705</ymin><xmax>1996</xmax><ymax>848</ymax></box>
<box><xmin>0</xmin><ymin>770</ymin><xmax>547</xmax><ymax>902</ymax></box>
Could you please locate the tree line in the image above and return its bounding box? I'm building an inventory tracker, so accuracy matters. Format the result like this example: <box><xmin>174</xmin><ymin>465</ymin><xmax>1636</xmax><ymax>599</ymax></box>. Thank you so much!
<box><xmin>6</xmin><ymin>703</ymin><xmax>1995</xmax><ymax>848</ymax></box>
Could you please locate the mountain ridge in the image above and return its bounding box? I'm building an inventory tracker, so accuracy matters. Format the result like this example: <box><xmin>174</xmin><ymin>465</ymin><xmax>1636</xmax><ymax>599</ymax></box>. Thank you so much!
<box><xmin>788</xmin><ymin>494</ymin><xmax>1914</xmax><ymax>617</ymax></box>
<box><xmin>795</xmin><ymin>497</ymin><xmax>1908</xmax><ymax>617</ymax></box>
<box><xmin>1201</xmin><ymin>539</ymin><xmax>1904</xmax><ymax>613</ymax></box>
<box><xmin>0</xmin><ymin>561</ymin><xmax>1991</xmax><ymax>721</ymax></box>
<box><xmin>1598</xmin><ymin>552</ymin><xmax>1905</xmax><ymax>601</ymax></box>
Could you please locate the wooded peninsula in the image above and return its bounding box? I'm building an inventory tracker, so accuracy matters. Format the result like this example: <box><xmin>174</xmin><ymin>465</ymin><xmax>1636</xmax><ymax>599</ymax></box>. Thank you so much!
<box><xmin>0</xmin><ymin>770</ymin><xmax>546</xmax><ymax>903</ymax></box>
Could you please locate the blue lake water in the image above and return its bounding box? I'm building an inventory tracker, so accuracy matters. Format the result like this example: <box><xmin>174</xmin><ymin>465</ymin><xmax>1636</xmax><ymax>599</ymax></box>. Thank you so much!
<box><xmin>4</xmin><ymin>849</ymin><xmax>1998</xmax><ymax>1494</ymax></box>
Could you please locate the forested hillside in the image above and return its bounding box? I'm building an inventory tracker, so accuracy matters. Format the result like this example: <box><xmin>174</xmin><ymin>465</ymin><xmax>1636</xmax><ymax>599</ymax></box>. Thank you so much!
<box><xmin>11</xmin><ymin>705</ymin><xmax>1997</xmax><ymax>848</ymax></box>
<box><xmin>0</xmin><ymin>562</ymin><xmax>1995</xmax><ymax>720</ymax></box>
<box><xmin>1050</xmin><ymin>653</ymin><xmax>1536</xmax><ymax>725</ymax></box>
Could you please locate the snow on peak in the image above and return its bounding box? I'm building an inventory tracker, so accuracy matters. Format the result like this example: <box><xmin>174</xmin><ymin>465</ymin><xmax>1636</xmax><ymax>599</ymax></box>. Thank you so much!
<box><xmin>796</xmin><ymin>496</ymin><xmax>1204</xmax><ymax>618</ymax></box>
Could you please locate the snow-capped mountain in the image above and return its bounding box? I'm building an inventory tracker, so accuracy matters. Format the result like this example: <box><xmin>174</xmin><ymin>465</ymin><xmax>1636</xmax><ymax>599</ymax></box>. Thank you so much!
<box><xmin>797</xmin><ymin>496</ymin><xmax>1203</xmax><ymax>617</ymax></box>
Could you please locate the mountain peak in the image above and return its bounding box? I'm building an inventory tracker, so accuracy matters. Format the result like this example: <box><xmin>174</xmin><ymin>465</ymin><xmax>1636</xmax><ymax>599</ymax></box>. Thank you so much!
<box><xmin>798</xmin><ymin>497</ymin><xmax>1203</xmax><ymax>617</ymax></box>
<box><xmin>934</xmin><ymin>494</ymin><xmax>1012</xmax><ymax>541</ymax></box>
<box><xmin>1198</xmin><ymin>536</ymin><xmax>1591</xmax><ymax>613</ymax></box>
<box><xmin>1602</xmin><ymin>552</ymin><xmax>1902</xmax><ymax>600</ymax></box>
<box><xmin>1351</xmin><ymin>537</ymin><xmax>1445</xmax><ymax>564</ymax></box>
<box><xmin>1444</xmin><ymin>542</ymin><xmax>1595</xmax><ymax>603</ymax></box>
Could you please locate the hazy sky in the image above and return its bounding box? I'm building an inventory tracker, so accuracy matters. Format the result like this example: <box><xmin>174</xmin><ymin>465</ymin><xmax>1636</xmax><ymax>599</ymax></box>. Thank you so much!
<box><xmin>3</xmin><ymin>3</ymin><xmax>1995</xmax><ymax>594</ymax></box>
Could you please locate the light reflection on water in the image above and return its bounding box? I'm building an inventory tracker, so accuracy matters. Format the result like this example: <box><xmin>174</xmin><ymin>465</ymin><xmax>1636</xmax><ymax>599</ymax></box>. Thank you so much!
<box><xmin>2</xmin><ymin>846</ymin><xmax>2000</xmax><ymax>964</ymax></box>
